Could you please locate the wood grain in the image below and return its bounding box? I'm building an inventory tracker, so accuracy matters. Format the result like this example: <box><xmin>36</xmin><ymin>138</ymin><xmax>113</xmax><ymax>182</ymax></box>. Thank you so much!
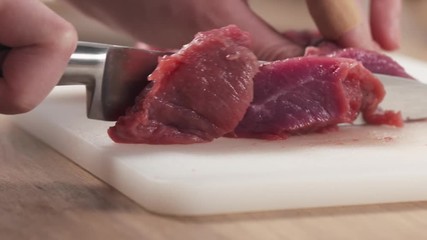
<box><xmin>2</xmin><ymin>1</ymin><xmax>427</xmax><ymax>239</ymax></box>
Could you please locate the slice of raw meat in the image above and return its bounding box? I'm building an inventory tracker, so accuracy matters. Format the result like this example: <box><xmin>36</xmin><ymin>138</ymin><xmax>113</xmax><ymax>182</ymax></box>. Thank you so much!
<box><xmin>306</xmin><ymin>45</ymin><xmax>414</xmax><ymax>78</ymax></box>
<box><xmin>231</xmin><ymin>56</ymin><xmax>402</xmax><ymax>140</ymax></box>
<box><xmin>282</xmin><ymin>30</ymin><xmax>413</xmax><ymax>78</ymax></box>
<box><xmin>108</xmin><ymin>25</ymin><xmax>258</xmax><ymax>144</ymax></box>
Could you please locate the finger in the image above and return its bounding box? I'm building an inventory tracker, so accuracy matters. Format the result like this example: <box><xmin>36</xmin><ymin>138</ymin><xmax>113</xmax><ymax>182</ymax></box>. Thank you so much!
<box><xmin>0</xmin><ymin>0</ymin><xmax>77</xmax><ymax>114</ymax></box>
<box><xmin>370</xmin><ymin>0</ymin><xmax>401</xmax><ymax>50</ymax></box>
<box><xmin>306</xmin><ymin>0</ymin><xmax>376</xmax><ymax>50</ymax></box>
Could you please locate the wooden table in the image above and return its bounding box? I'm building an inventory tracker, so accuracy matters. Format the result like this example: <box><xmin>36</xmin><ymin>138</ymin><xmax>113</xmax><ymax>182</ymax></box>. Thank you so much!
<box><xmin>2</xmin><ymin>1</ymin><xmax>427</xmax><ymax>239</ymax></box>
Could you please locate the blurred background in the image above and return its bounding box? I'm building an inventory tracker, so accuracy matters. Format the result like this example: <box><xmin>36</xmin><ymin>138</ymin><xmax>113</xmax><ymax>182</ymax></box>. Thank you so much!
<box><xmin>44</xmin><ymin>0</ymin><xmax>427</xmax><ymax>61</ymax></box>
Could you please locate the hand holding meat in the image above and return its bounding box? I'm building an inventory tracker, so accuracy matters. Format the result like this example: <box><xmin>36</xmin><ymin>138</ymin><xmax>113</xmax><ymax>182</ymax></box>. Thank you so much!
<box><xmin>67</xmin><ymin>0</ymin><xmax>401</xmax><ymax>58</ymax></box>
<box><xmin>0</xmin><ymin>0</ymin><xmax>77</xmax><ymax>114</ymax></box>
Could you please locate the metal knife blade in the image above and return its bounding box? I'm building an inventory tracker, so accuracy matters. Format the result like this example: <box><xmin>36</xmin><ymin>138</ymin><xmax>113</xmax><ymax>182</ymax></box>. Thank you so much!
<box><xmin>59</xmin><ymin>41</ymin><xmax>169</xmax><ymax>121</ymax></box>
<box><xmin>375</xmin><ymin>74</ymin><xmax>427</xmax><ymax>121</ymax></box>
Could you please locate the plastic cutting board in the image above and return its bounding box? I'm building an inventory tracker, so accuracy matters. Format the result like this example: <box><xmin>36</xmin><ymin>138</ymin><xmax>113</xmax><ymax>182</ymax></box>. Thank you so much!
<box><xmin>9</xmin><ymin>54</ymin><xmax>427</xmax><ymax>216</ymax></box>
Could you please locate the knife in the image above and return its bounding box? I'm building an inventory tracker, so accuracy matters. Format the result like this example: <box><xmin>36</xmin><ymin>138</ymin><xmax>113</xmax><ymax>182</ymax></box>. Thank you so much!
<box><xmin>375</xmin><ymin>74</ymin><xmax>427</xmax><ymax>122</ymax></box>
<box><xmin>58</xmin><ymin>41</ymin><xmax>168</xmax><ymax>121</ymax></box>
<box><xmin>50</xmin><ymin>45</ymin><xmax>427</xmax><ymax>122</ymax></box>
<box><xmin>58</xmin><ymin>47</ymin><xmax>427</xmax><ymax>122</ymax></box>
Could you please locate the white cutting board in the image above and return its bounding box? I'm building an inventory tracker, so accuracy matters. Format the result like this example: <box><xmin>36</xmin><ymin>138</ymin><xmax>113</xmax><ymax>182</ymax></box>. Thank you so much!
<box><xmin>8</xmin><ymin>54</ymin><xmax>427</xmax><ymax>216</ymax></box>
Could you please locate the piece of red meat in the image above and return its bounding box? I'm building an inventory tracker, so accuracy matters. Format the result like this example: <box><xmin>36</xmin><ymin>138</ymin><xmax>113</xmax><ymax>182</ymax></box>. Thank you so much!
<box><xmin>306</xmin><ymin>44</ymin><xmax>414</xmax><ymax>79</ymax></box>
<box><xmin>109</xmin><ymin>26</ymin><xmax>407</xmax><ymax>144</ymax></box>
<box><xmin>283</xmin><ymin>30</ymin><xmax>413</xmax><ymax>78</ymax></box>
<box><xmin>108</xmin><ymin>25</ymin><xmax>258</xmax><ymax>144</ymax></box>
<box><xmin>230</xmin><ymin>57</ymin><xmax>402</xmax><ymax>140</ymax></box>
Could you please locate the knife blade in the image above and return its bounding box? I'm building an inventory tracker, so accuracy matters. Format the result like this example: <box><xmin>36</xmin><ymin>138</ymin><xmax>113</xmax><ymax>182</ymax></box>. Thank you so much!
<box><xmin>375</xmin><ymin>74</ymin><xmax>427</xmax><ymax>121</ymax></box>
<box><xmin>58</xmin><ymin>41</ymin><xmax>169</xmax><ymax>121</ymax></box>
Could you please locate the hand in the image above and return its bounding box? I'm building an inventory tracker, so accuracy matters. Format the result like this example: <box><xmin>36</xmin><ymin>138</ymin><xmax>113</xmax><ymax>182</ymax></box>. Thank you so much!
<box><xmin>66</xmin><ymin>0</ymin><xmax>401</xmax><ymax>60</ymax></box>
<box><xmin>0</xmin><ymin>0</ymin><xmax>77</xmax><ymax>114</ymax></box>
<box><xmin>66</xmin><ymin>0</ymin><xmax>305</xmax><ymax>61</ymax></box>
<box><xmin>307</xmin><ymin>0</ymin><xmax>401</xmax><ymax>51</ymax></box>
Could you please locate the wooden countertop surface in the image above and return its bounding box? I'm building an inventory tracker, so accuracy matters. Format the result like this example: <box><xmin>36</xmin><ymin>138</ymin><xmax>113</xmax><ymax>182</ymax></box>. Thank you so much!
<box><xmin>2</xmin><ymin>1</ymin><xmax>427</xmax><ymax>239</ymax></box>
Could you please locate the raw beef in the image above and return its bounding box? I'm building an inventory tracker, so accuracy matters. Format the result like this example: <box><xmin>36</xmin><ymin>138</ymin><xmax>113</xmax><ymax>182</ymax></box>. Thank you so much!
<box><xmin>283</xmin><ymin>30</ymin><xmax>413</xmax><ymax>78</ymax></box>
<box><xmin>306</xmin><ymin>44</ymin><xmax>413</xmax><ymax>78</ymax></box>
<box><xmin>109</xmin><ymin>26</ymin><xmax>407</xmax><ymax>144</ymax></box>
<box><xmin>231</xmin><ymin>57</ymin><xmax>402</xmax><ymax>140</ymax></box>
<box><xmin>108</xmin><ymin>25</ymin><xmax>258</xmax><ymax>144</ymax></box>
